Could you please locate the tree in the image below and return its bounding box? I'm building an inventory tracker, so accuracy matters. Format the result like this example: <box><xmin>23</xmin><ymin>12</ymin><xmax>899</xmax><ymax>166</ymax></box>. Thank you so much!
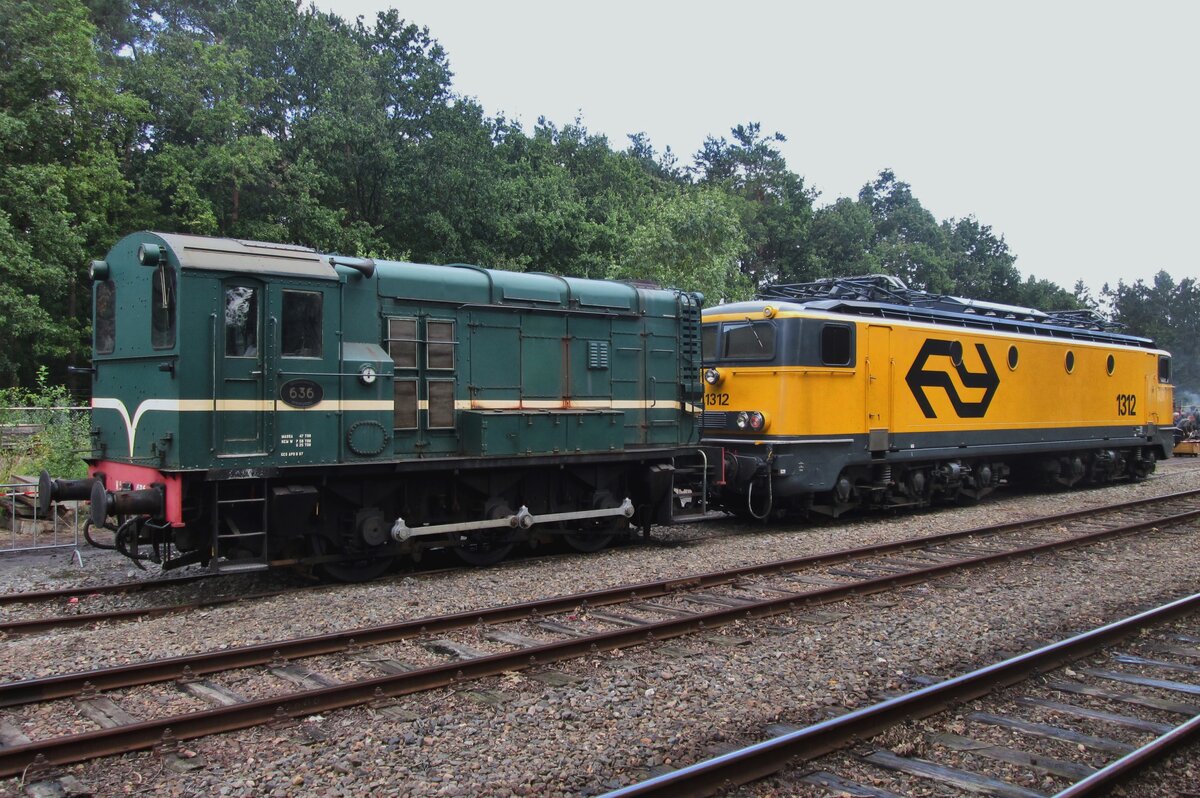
<box><xmin>807</xmin><ymin>198</ymin><xmax>877</xmax><ymax>278</ymax></box>
<box><xmin>693</xmin><ymin>123</ymin><xmax>815</xmax><ymax>287</ymax></box>
<box><xmin>856</xmin><ymin>170</ymin><xmax>950</xmax><ymax>292</ymax></box>
<box><xmin>621</xmin><ymin>186</ymin><xmax>750</xmax><ymax>302</ymax></box>
<box><xmin>1104</xmin><ymin>272</ymin><xmax>1199</xmax><ymax>397</ymax></box>
<box><xmin>0</xmin><ymin>0</ymin><xmax>145</xmax><ymax>385</ymax></box>
<box><xmin>942</xmin><ymin>216</ymin><xmax>1022</xmax><ymax>302</ymax></box>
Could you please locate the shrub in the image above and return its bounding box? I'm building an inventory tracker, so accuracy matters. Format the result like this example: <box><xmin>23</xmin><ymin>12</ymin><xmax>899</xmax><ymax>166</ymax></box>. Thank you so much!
<box><xmin>0</xmin><ymin>367</ymin><xmax>90</xmax><ymax>483</ymax></box>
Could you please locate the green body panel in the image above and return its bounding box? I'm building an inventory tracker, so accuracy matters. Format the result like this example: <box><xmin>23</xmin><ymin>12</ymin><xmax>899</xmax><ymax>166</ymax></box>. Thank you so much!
<box><xmin>460</xmin><ymin>410</ymin><xmax>623</xmax><ymax>456</ymax></box>
<box><xmin>88</xmin><ymin>232</ymin><xmax>701</xmax><ymax>474</ymax></box>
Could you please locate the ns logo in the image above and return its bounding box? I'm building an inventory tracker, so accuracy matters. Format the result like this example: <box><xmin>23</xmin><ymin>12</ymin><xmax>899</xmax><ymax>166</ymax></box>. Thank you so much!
<box><xmin>904</xmin><ymin>339</ymin><xmax>999</xmax><ymax>419</ymax></box>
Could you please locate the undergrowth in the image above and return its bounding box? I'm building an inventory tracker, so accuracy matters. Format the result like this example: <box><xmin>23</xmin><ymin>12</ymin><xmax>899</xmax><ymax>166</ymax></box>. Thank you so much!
<box><xmin>0</xmin><ymin>367</ymin><xmax>90</xmax><ymax>483</ymax></box>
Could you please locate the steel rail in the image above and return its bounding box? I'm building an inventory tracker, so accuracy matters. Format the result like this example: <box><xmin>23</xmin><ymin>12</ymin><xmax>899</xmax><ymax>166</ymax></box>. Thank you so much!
<box><xmin>1</xmin><ymin>495</ymin><xmax>1198</xmax><ymax>711</ymax></box>
<box><xmin>0</xmin><ymin>485</ymin><xmax>1192</xmax><ymax>611</ymax></box>
<box><xmin>0</xmin><ymin>504</ymin><xmax>1197</xmax><ymax>777</ymax></box>
<box><xmin>1051</xmin><ymin>712</ymin><xmax>1200</xmax><ymax>797</ymax></box>
<box><xmin>0</xmin><ymin>572</ymin><xmax>221</xmax><ymax>606</ymax></box>
<box><xmin>4</xmin><ymin>486</ymin><xmax>1195</xmax><ymax>624</ymax></box>
<box><xmin>601</xmin><ymin>592</ymin><xmax>1200</xmax><ymax>798</ymax></box>
<box><xmin>0</xmin><ymin>588</ymin><xmax>298</xmax><ymax>636</ymax></box>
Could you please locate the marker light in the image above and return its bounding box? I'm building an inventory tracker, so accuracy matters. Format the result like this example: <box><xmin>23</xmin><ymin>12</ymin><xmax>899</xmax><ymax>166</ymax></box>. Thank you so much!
<box><xmin>137</xmin><ymin>243</ymin><xmax>161</xmax><ymax>266</ymax></box>
<box><xmin>704</xmin><ymin>368</ymin><xmax>721</xmax><ymax>385</ymax></box>
<box><xmin>736</xmin><ymin>411</ymin><xmax>766</xmax><ymax>431</ymax></box>
<box><xmin>359</xmin><ymin>365</ymin><xmax>378</xmax><ymax>385</ymax></box>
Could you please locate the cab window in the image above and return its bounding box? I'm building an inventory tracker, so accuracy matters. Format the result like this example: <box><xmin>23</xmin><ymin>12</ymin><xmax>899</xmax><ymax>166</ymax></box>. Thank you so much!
<box><xmin>281</xmin><ymin>290</ymin><xmax>323</xmax><ymax>358</ymax></box>
<box><xmin>723</xmin><ymin>321</ymin><xmax>775</xmax><ymax>359</ymax></box>
<box><xmin>820</xmin><ymin>324</ymin><xmax>853</xmax><ymax>366</ymax></box>
<box><xmin>701</xmin><ymin>324</ymin><xmax>717</xmax><ymax>361</ymax></box>
<box><xmin>224</xmin><ymin>286</ymin><xmax>258</xmax><ymax>357</ymax></box>
<box><xmin>151</xmin><ymin>265</ymin><xmax>176</xmax><ymax>349</ymax></box>
<box><xmin>1159</xmin><ymin>356</ymin><xmax>1171</xmax><ymax>383</ymax></box>
<box><xmin>95</xmin><ymin>280</ymin><xmax>116</xmax><ymax>355</ymax></box>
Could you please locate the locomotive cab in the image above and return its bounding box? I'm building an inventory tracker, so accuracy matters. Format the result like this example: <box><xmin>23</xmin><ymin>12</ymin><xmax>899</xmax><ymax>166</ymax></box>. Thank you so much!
<box><xmin>700</xmin><ymin>306</ymin><xmax>866</xmax><ymax>516</ymax></box>
<box><xmin>70</xmin><ymin>234</ymin><xmax>395</xmax><ymax>571</ymax></box>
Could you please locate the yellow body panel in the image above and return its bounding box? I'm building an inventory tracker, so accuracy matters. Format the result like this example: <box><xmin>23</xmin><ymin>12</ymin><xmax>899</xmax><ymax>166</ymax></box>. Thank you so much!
<box><xmin>703</xmin><ymin>309</ymin><xmax>1173</xmax><ymax>439</ymax></box>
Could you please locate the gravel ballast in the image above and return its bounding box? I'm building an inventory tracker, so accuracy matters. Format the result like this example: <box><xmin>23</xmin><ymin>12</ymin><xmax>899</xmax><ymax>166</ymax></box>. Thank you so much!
<box><xmin>0</xmin><ymin>460</ymin><xmax>1197</xmax><ymax>796</ymax></box>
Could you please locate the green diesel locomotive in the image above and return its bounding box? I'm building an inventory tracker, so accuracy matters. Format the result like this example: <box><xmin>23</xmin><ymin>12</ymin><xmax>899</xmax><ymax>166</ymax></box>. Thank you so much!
<box><xmin>44</xmin><ymin>232</ymin><xmax>704</xmax><ymax>579</ymax></box>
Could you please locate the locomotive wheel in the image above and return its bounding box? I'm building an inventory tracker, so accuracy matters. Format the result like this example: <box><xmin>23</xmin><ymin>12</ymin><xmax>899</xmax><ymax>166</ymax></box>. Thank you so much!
<box><xmin>564</xmin><ymin>492</ymin><xmax>621</xmax><ymax>553</ymax></box>
<box><xmin>453</xmin><ymin>500</ymin><xmax>516</xmax><ymax>566</ymax></box>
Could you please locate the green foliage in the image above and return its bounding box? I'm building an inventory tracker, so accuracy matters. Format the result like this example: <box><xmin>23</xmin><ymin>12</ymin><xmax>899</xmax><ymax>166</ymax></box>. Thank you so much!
<box><xmin>1104</xmin><ymin>274</ymin><xmax>1200</xmax><ymax>396</ymax></box>
<box><xmin>6</xmin><ymin>0</ymin><xmax>1171</xmax><ymax>400</ymax></box>
<box><xmin>693</xmin><ymin>123</ymin><xmax>816</xmax><ymax>287</ymax></box>
<box><xmin>622</xmin><ymin>186</ymin><xmax>750</xmax><ymax>301</ymax></box>
<box><xmin>0</xmin><ymin>0</ymin><xmax>144</xmax><ymax>386</ymax></box>
<box><xmin>0</xmin><ymin>368</ymin><xmax>91</xmax><ymax>481</ymax></box>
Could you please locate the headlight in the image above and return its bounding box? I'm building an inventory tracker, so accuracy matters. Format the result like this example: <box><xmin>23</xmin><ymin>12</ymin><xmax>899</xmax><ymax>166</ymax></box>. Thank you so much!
<box><xmin>704</xmin><ymin>368</ymin><xmax>721</xmax><ymax>385</ymax></box>
<box><xmin>359</xmin><ymin>365</ymin><xmax>378</xmax><ymax>385</ymax></box>
<box><xmin>736</xmin><ymin>411</ymin><xmax>766</xmax><ymax>431</ymax></box>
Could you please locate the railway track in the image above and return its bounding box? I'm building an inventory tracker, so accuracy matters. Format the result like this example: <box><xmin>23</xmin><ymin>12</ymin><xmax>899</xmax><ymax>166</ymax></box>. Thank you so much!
<box><xmin>0</xmin><ymin>488</ymin><xmax>1198</xmax><ymax>780</ymax></box>
<box><xmin>0</xmin><ymin>572</ymin><xmax>219</xmax><ymax>606</ymax></box>
<box><xmin>0</xmin><ymin>571</ymin><xmax>311</xmax><ymax>638</ymax></box>
<box><xmin>3</xmin><ymin>486</ymin><xmax>1197</xmax><ymax>639</ymax></box>
<box><xmin>604</xmin><ymin>592</ymin><xmax>1200</xmax><ymax>797</ymax></box>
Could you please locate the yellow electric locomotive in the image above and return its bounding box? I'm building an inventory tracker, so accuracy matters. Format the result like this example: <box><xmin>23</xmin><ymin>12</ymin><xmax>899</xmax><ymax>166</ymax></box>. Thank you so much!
<box><xmin>700</xmin><ymin>276</ymin><xmax>1176</xmax><ymax>518</ymax></box>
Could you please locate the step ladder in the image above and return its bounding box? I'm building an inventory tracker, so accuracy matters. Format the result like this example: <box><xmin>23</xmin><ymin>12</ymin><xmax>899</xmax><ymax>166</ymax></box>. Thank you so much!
<box><xmin>210</xmin><ymin>480</ymin><xmax>270</xmax><ymax>573</ymax></box>
<box><xmin>672</xmin><ymin>447</ymin><xmax>715</xmax><ymax>523</ymax></box>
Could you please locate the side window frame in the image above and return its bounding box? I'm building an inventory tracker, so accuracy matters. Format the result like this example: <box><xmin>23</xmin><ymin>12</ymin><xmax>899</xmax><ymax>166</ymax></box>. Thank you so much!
<box><xmin>819</xmin><ymin>323</ymin><xmax>854</xmax><ymax>367</ymax></box>
<box><xmin>223</xmin><ymin>283</ymin><xmax>259</xmax><ymax>358</ymax></box>
<box><xmin>95</xmin><ymin>280</ymin><xmax>116</xmax><ymax>355</ymax></box>
<box><xmin>280</xmin><ymin>289</ymin><xmax>323</xmax><ymax>359</ymax></box>
<box><xmin>721</xmin><ymin>320</ymin><xmax>776</xmax><ymax>361</ymax></box>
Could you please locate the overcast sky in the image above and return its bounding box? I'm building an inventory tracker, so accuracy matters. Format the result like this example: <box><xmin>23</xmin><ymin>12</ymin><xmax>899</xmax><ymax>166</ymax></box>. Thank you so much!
<box><xmin>322</xmin><ymin>0</ymin><xmax>1197</xmax><ymax>294</ymax></box>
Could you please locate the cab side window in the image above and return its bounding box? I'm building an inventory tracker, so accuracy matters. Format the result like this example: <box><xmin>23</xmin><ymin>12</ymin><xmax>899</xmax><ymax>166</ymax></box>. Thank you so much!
<box><xmin>281</xmin><ymin>290</ymin><xmax>323</xmax><ymax>358</ymax></box>
<box><xmin>95</xmin><ymin>280</ymin><xmax>116</xmax><ymax>355</ymax></box>
<box><xmin>151</xmin><ymin>265</ymin><xmax>177</xmax><ymax>349</ymax></box>
<box><xmin>820</xmin><ymin>324</ymin><xmax>853</xmax><ymax>366</ymax></box>
<box><xmin>701</xmin><ymin>324</ymin><xmax>717</xmax><ymax>362</ymax></box>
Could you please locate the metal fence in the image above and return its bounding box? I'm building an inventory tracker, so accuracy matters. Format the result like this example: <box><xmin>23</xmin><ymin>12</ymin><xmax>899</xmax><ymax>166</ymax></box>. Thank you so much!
<box><xmin>0</xmin><ymin>405</ymin><xmax>89</xmax><ymax>557</ymax></box>
<box><xmin>0</xmin><ymin>480</ymin><xmax>81</xmax><ymax>555</ymax></box>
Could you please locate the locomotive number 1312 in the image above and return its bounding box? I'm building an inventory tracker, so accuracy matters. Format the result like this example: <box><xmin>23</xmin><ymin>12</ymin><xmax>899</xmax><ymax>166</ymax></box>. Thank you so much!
<box><xmin>1116</xmin><ymin>393</ymin><xmax>1137</xmax><ymax>416</ymax></box>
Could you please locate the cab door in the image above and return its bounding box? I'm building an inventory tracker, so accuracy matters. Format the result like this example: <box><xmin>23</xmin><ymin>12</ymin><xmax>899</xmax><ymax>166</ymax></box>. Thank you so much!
<box><xmin>218</xmin><ymin>280</ymin><xmax>267</xmax><ymax>455</ymax></box>
<box><xmin>270</xmin><ymin>284</ymin><xmax>340</xmax><ymax>464</ymax></box>
<box><xmin>866</xmin><ymin>325</ymin><xmax>892</xmax><ymax>452</ymax></box>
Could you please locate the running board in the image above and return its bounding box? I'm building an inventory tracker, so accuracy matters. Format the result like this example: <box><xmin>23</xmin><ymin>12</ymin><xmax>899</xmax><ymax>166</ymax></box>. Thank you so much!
<box><xmin>389</xmin><ymin>498</ymin><xmax>634</xmax><ymax>543</ymax></box>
